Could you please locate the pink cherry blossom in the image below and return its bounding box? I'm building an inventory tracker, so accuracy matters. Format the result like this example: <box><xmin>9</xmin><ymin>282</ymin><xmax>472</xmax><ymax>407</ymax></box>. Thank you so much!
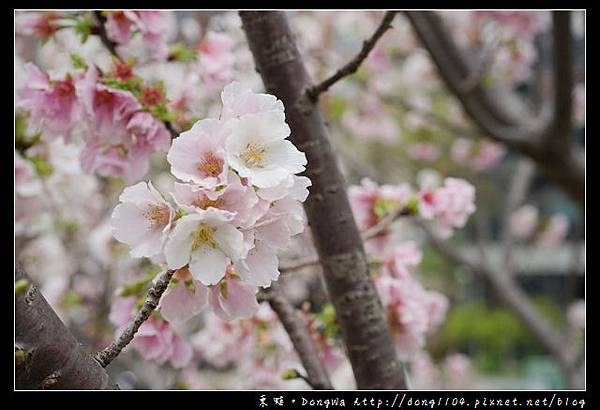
<box><xmin>171</xmin><ymin>172</ymin><xmax>261</xmax><ymax>229</ymax></box>
<box><xmin>510</xmin><ymin>204</ymin><xmax>539</xmax><ymax>239</ymax></box>
<box><xmin>16</xmin><ymin>63</ymin><xmax>82</xmax><ymax>141</ymax></box>
<box><xmin>375</xmin><ymin>274</ymin><xmax>448</xmax><ymax>359</ymax></box>
<box><xmin>167</xmin><ymin>118</ymin><xmax>230</xmax><ymax>189</ymax></box>
<box><xmin>76</xmin><ymin>67</ymin><xmax>141</xmax><ymax>145</ymax></box>
<box><xmin>125</xmin><ymin>111</ymin><xmax>171</xmax><ymax>156</ymax></box>
<box><xmin>160</xmin><ymin>268</ymin><xmax>209</xmax><ymax>325</ymax></box>
<box><xmin>15</xmin><ymin>11</ymin><xmax>63</xmax><ymax>39</ymax></box>
<box><xmin>109</xmin><ymin>294</ymin><xmax>193</xmax><ymax>368</ymax></box>
<box><xmin>80</xmin><ymin>142</ymin><xmax>150</xmax><ymax>183</ymax></box>
<box><xmin>383</xmin><ymin>242</ymin><xmax>423</xmax><ymax>278</ymax></box>
<box><xmin>111</xmin><ymin>181</ymin><xmax>174</xmax><ymax>258</ymax></box>
<box><xmin>407</xmin><ymin>142</ymin><xmax>441</xmax><ymax>163</ymax></box>
<box><xmin>105</xmin><ymin>11</ymin><xmax>170</xmax><ymax>60</ymax></box>
<box><xmin>419</xmin><ymin>177</ymin><xmax>476</xmax><ymax>237</ymax></box>
<box><xmin>132</xmin><ymin>317</ymin><xmax>192</xmax><ymax>368</ymax></box>
<box><xmin>538</xmin><ymin>213</ymin><xmax>570</xmax><ymax>247</ymax></box>
<box><xmin>164</xmin><ymin>208</ymin><xmax>246</xmax><ymax>285</ymax></box>
<box><xmin>105</xmin><ymin>11</ymin><xmax>141</xmax><ymax>44</ymax></box>
<box><xmin>197</xmin><ymin>31</ymin><xmax>236</xmax><ymax>92</ymax></box>
<box><xmin>220</xmin><ymin>81</ymin><xmax>285</xmax><ymax>121</ymax></box>
<box><xmin>209</xmin><ymin>273</ymin><xmax>260</xmax><ymax>320</ymax></box>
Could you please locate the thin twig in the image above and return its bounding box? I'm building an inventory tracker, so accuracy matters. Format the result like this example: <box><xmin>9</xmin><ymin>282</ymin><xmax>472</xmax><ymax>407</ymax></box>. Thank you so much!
<box><xmin>307</xmin><ymin>11</ymin><xmax>397</xmax><ymax>100</ymax></box>
<box><xmin>92</xmin><ymin>11</ymin><xmax>122</xmax><ymax>61</ymax></box>
<box><xmin>94</xmin><ymin>269</ymin><xmax>175</xmax><ymax>368</ymax></box>
<box><xmin>258</xmin><ymin>286</ymin><xmax>333</xmax><ymax>389</ymax></box>
<box><xmin>91</xmin><ymin>10</ymin><xmax>179</xmax><ymax>139</ymax></box>
<box><xmin>280</xmin><ymin>207</ymin><xmax>410</xmax><ymax>273</ymax></box>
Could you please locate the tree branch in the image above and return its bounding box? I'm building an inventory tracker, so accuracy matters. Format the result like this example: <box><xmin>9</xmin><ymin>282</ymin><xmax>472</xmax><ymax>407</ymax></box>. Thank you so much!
<box><xmin>258</xmin><ymin>286</ymin><xmax>333</xmax><ymax>390</ymax></box>
<box><xmin>416</xmin><ymin>220</ymin><xmax>582</xmax><ymax>388</ymax></box>
<box><xmin>307</xmin><ymin>11</ymin><xmax>397</xmax><ymax>100</ymax></box>
<box><xmin>280</xmin><ymin>207</ymin><xmax>410</xmax><ymax>273</ymax></box>
<box><xmin>405</xmin><ymin>11</ymin><xmax>584</xmax><ymax>205</ymax></box>
<box><xmin>92</xmin><ymin>11</ymin><xmax>121</xmax><ymax>61</ymax></box>
<box><xmin>240</xmin><ymin>11</ymin><xmax>406</xmax><ymax>389</ymax></box>
<box><xmin>94</xmin><ymin>269</ymin><xmax>174</xmax><ymax>368</ymax></box>
<box><xmin>546</xmin><ymin>11</ymin><xmax>574</xmax><ymax>151</ymax></box>
<box><xmin>15</xmin><ymin>262</ymin><xmax>118</xmax><ymax>389</ymax></box>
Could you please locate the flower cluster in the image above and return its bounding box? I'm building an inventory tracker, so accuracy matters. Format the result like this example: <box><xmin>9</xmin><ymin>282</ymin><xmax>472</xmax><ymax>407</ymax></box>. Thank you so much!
<box><xmin>349</xmin><ymin>176</ymin><xmax>476</xmax><ymax>245</ymax></box>
<box><xmin>450</xmin><ymin>138</ymin><xmax>506</xmax><ymax>172</ymax></box>
<box><xmin>190</xmin><ymin>303</ymin><xmax>304</xmax><ymax>389</ymax></box>
<box><xmin>16</xmin><ymin>63</ymin><xmax>173</xmax><ymax>183</ymax></box>
<box><xmin>374</xmin><ymin>242</ymin><xmax>448</xmax><ymax>359</ymax></box>
<box><xmin>510</xmin><ymin>204</ymin><xmax>571</xmax><ymax>246</ymax></box>
<box><xmin>105</xmin><ymin>11</ymin><xmax>170</xmax><ymax>60</ymax></box>
<box><xmin>111</xmin><ymin>82</ymin><xmax>310</xmax><ymax>321</ymax></box>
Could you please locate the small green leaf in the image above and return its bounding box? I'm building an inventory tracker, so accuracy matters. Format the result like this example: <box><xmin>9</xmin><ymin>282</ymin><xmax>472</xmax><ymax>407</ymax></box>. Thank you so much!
<box><xmin>15</xmin><ymin>279</ymin><xmax>29</xmax><ymax>296</ymax></box>
<box><xmin>281</xmin><ymin>369</ymin><xmax>300</xmax><ymax>380</ymax></box>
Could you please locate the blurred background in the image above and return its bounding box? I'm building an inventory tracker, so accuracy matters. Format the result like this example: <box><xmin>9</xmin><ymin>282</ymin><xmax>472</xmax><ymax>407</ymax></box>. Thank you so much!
<box><xmin>15</xmin><ymin>10</ymin><xmax>585</xmax><ymax>390</ymax></box>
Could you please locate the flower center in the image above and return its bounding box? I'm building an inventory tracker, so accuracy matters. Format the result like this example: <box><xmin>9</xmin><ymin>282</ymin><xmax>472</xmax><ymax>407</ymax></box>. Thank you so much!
<box><xmin>143</xmin><ymin>205</ymin><xmax>170</xmax><ymax>229</ymax></box>
<box><xmin>191</xmin><ymin>224</ymin><xmax>218</xmax><ymax>250</ymax></box>
<box><xmin>192</xmin><ymin>196</ymin><xmax>225</xmax><ymax>210</ymax></box>
<box><xmin>240</xmin><ymin>143</ymin><xmax>266</xmax><ymax>168</ymax></box>
<box><xmin>197</xmin><ymin>152</ymin><xmax>223</xmax><ymax>178</ymax></box>
<box><xmin>55</xmin><ymin>80</ymin><xmax>74</xmax><ymax>97</ymax></box>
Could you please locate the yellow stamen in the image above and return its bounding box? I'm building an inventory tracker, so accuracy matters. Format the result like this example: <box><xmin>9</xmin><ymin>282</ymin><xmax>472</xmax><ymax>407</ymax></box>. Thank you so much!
<box><xmin>191</xmin><ymin>224</ymin><xmax>218</xmax><ymax>250</ymax></box>
<box><xmin>240</xmin><ymin>143</ymin><xmax>266</xmax><ymax>167</ymax></box>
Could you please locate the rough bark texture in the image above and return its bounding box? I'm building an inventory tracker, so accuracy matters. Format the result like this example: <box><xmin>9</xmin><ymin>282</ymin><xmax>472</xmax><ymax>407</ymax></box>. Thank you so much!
<box><xmin>240</xmin><ymin>11</ymin><xmax>406</xmax><ymax>389</ymax></box>
<box><xmin>15</xmin><ymin>262</ymin><xmax>118</xmax><ymax>390</ymax></box>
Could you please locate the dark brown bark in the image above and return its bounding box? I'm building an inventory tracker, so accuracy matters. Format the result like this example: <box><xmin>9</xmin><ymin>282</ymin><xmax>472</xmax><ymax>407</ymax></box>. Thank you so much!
<box><xmin>15</xmin><ymin>262</ymin><xmax>118</xmax><ymax>390</ymax></box>
<box><xmin>405</xmin><ymin>11</ymin><xmax>584</xmax><ymax>205</ymax></box>
<box><xmin>240</xmin><ymin>11</ymin><xmax>406</xmax><ymax>389</ymax></box>
<box><xmin>259</xmin><ymin>287</ymin><xmax>333</xmax><ymax>389</ymax></box>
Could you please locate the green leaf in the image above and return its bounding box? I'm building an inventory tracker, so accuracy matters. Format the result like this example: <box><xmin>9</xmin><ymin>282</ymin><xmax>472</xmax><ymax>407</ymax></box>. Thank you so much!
<box><xmin>29</xmin><ymin>155</ymin><xmax>54</xmax><ymax>177</ymax></box>
<box><xmin>281</xmin><ymin>369</ymin><xmax>300</xmax><ymax>380</ymax></box>
<box><xmin>14</xmin><ymin>279</ymin><xmax>29</xmax><ymax>296</ymax></box>
<box><xmin>169</xmin><ymin>43</ymin><xmax>199</xmax><ymax>62</ymax></box>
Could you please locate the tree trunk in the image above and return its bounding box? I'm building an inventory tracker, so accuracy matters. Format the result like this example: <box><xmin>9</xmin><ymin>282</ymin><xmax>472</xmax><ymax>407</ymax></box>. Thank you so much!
<box><xmin>240</xmin><ymin>11</ymin><xmax>406</xmax><ymax>389</ymax></box>
<box><xmin>15</xmin><ymin>262</ymin><xmax>118</xmax><ymax>390</ymax></box>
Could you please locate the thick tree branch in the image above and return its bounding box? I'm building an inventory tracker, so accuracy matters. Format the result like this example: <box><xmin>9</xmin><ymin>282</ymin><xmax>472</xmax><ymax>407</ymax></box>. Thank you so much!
<box><xmin>94</xmin><ymin>269</ymin><xmax>174</xmax><ymax>368</ymax></box>
<box><xmin>546</xmin><ymin>11</ymin><xmax>574</xmax><ymax>151</ymax></box>
<box><xmin>258</xmin><ymin>286</ymin><xmax>333</xmax><ymax>390</ymax></box>
<box><xmin>307</xmin><ymin>11</ymin><xmax>397</xmax><ymax>100</ymax></box>
<box><xmin>417</xmin><ymin>221</ymin><xmax>582</xmax><ymax>388</ymax></box>
<box><xmin>406</xmin><ymin>11</ymin><xmax>584</xmax><ymax>205</ymax></box>
<box><xmin>240</xmin><ymin>11</ymin><xmax>406</xmax><ymax>389</ymax></box>
<box><xmin>15</xmin><ymin>262</ymin><xmax>118</xmax><ymax>389</ymax></box>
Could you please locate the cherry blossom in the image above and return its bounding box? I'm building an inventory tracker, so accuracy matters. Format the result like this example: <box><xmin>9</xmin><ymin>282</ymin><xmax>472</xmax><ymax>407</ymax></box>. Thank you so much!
<box><xmin>17</xmin><ymin>63</ymin><xmax>82</xmax><ymax>141</ymax></box>
<box><xmin>111</xmin><ymin>181</ymin><xmax>174</xmax><ymax>259</ymax></box>
<box><xmin>167</xmin><ymin>118</ymin><xmax>230</xmax><ymax>189</ymax></box>
<box><xmin>159</xmin><ymin>268</ymin><xmax>209</xmax><ymax>324</ymax></box>
<box><xmin>225</xmin><ymin>111</ymin><xmax>306</xmax><ymax>188</ymax></box>
<box><xmin>510</xmin><ymin>204</ymin><xmax>539</xmax><ymax>239</ymax></box>
<box><xmin>164</xmin><ymin>208</ymin><xmax>246</xmax><ymax>285</ymax></box>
